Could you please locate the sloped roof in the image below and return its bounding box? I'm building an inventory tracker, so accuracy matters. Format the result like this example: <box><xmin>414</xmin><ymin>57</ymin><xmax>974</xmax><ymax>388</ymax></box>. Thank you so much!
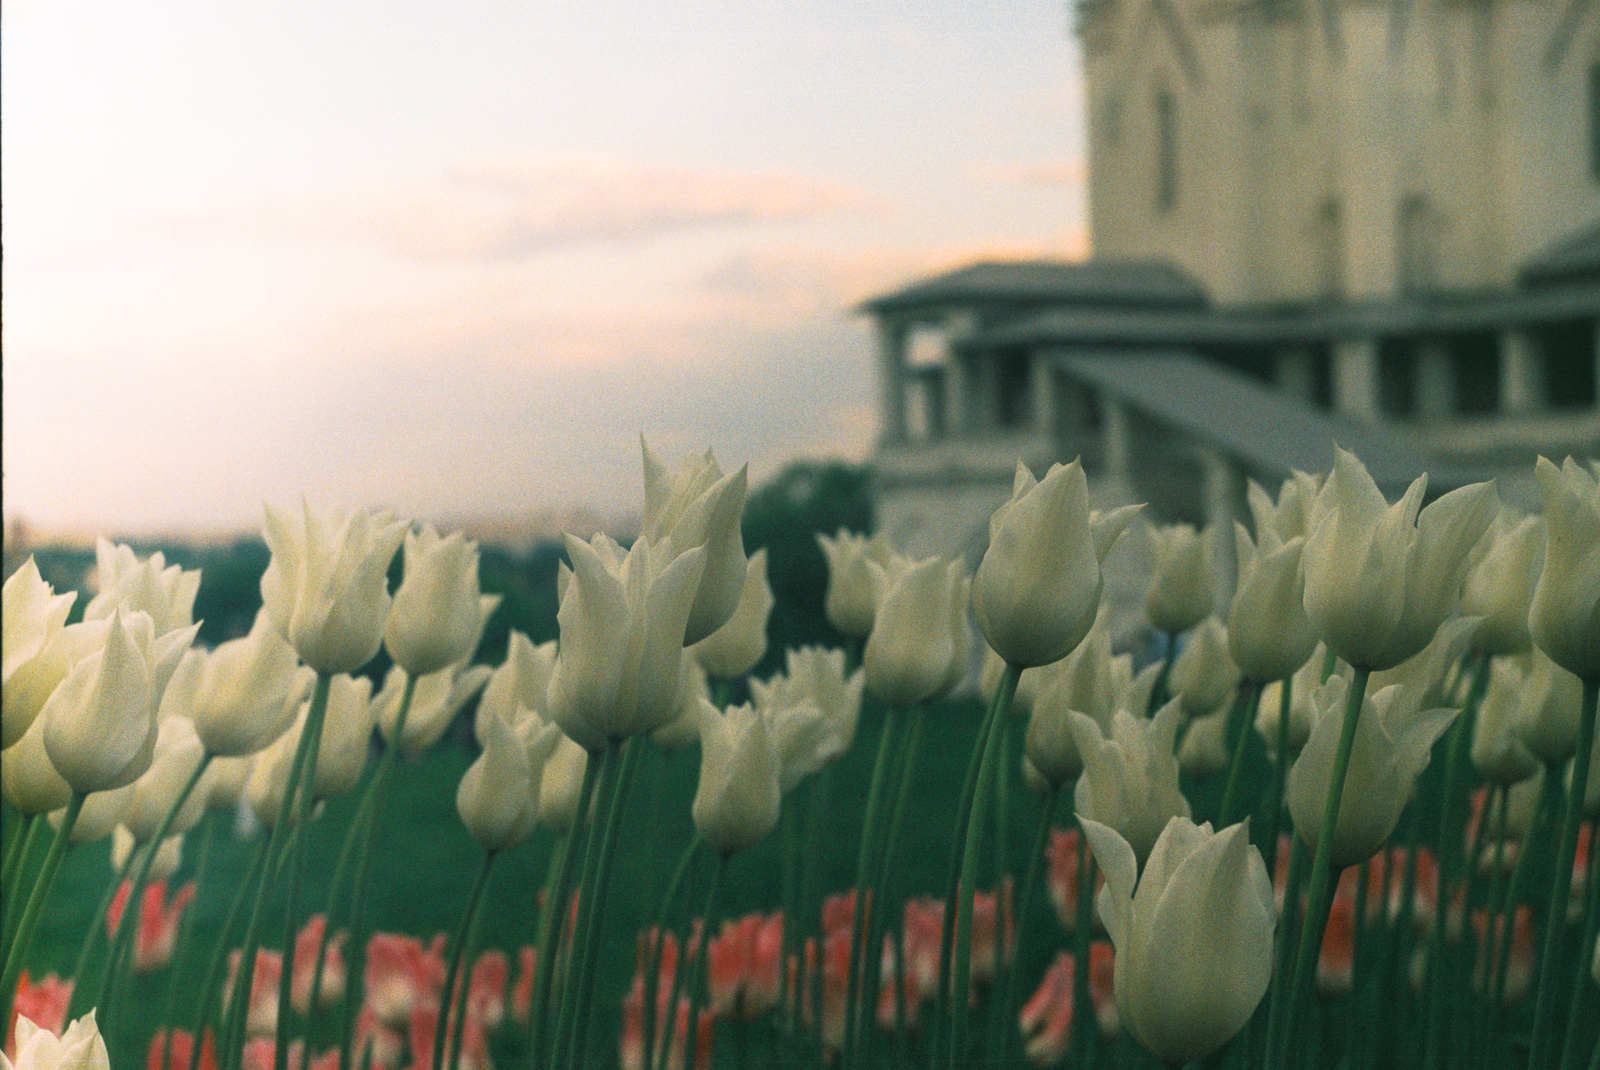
<box><xmin>1521</xmin><ymin>220</ymin><xmax>1600</xmax><ymax>287</ymax></box>
<box><xmin>977</xmin><ymin>283</ymin><xmax>1600</xmax><ymax>347</ymax></box>
<box><xmin>1056</xmin><ymin>350</ymin><xmax>1478</xmax><ymax>492</ymax></box>
<box><xmin>860</xmin><ymin>259</ymin><xmax>1207</xmax><ymax>315</ymax></box>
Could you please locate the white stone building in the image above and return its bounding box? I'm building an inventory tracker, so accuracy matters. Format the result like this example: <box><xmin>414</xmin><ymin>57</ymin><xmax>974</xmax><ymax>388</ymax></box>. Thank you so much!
<box><xmin>865</xmin><ymin>0</ymin><xmax>1600</xmax><ymax>561</ymax></box>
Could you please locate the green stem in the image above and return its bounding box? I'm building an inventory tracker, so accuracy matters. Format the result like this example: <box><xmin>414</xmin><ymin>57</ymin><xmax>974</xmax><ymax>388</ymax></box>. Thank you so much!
<box><xmin>642</xmin><ymin>835</ymin><xmax>702</xmax><ymax>1070</ymax></box>
<box><xmin>1491</xmin><ymin>780</ymin><xmax>1544</xmax><ymax>1025</ymax></box>
<box><xmin>0</xmin><ymin>792</ymin><xmax>84</xmax><ymax>1029</ymax></box>
<box><xmin>1263</xmin><ymin>683</ymin><xmax>1295</xmax><ymax>877</ymax></box>
<box><xmin>1473</xmin><ymin>783</ymin><xmax>1511</xmax><ymax>1052</ymax></box>
<box><xmin>1558</xmin><ymin>814</ymin><xmax>1600</xmax><ymax>1070</ymax></box>
<box><xmin>1276</xmin><ymin>664</ymin><xmax>1370</xmax><ymax>1068</ymax></box>
<box><xmin>219</xmin><ymin>671</ymin><xmax>331</xmax><ymax>1070</ymax></box>
<box><xmin>552</xmin><ymin>741</ymin><xmax>615</xmax><ymax>1069</ymax></box>
<box><xmin>66</xmin><ymin>833</ymin><xmax>140</xmax><ymax>1022</ymax></box>
<box><xmin>305</xmin><ymin>767</ymin><xmax>376</xmax><ymax>1031</ymax></box>
<box><xmin>999</xmin><ymin>783</ymin><xmax>1058</xmax><ymax>1064</ymax></box>
<box><xmin>801</xmin><ymin>765</ymin><xmax>833</xmax><ymax>1047</ymax></box>
<box><xmin>529</xmin><ymin>756</ymin><xmax>600</xmax><ymax>1068</ymax></box>
<box><xmin>96</xmin><ymin>755</ymin><xmax>215</xmax><ymax>1024</ymax></box>
<box><xmin>932</xmin><ymin>685</ymin><xmax>1001</xmax><ymax>1060</ymax></box>
<box><xmin>862</xmin><ymin>706</ymin><xmax>924</xmax><ymax>1068</ymax></box>
<box><xmin>433</xmin><ymin>849</ymin><xmax>498</xmax><ymax>1070</ymax></box>
<box><xmin>187</xmin><ymin>834</ymin><xmax>271</xmax><ymax>1070</ymax></box>
<box><xmin>1262</xmin><ymin>830</ymin><xmax>1309</xmax><ymax>1068</ymax></box>
<box><xmin>1</xmin><ymin>812</ymin><xmax>37</xmax><ymax>918</ymax></box>
<box><xmin>1530</xmin><ymin>675</ymin><xmax>1599</xmax><ymax>1069</ymax></box>
<box><xmin>1219</xmin><ymin>680</ymin><xmax>1265</xmax><ymax>827</ymax></box>
<box><xmin>274</xmin><ymin>672</ymin><xmax>336</xmax><ymax>1070</ymax></box>
<box><xmin>685</xmin><ymin>855</ymin><xmax>727</xmax><ymax>1070</ymax></box>
<box><xmin>1149</xmin><ymin>631</ymin><xmax>1176</xmax><ymax>715</ymax></box>
<box><xmin>525</xmin><ymin>832</ymin><xmax>578</xmax><ymax>1069</ymax></box>
<box><xmin>336</xmin><ymin>675</ymin><xmax>420</xmax><ymax>1070</ymax></box>
<box><xmin>1422</xmin><ymin>652</ymin><xmax>1489</xmax><ymax>1069</ymax></box>
<box><xmin>158</xmin><ymin>813</ymin><xmax>216</xmax><ymax>1070</ymax></box>
<box><xmin>777</xmin><ymin>793</ymin><xmax>801</xmax><ymax>1031</ymax></box>
<box><xmin>947</xmin><ymin>662</ymin><xmax>1017</xmax><ymax>1069</ymax></box>
<box><xmin>310</xmin><ymin>676</ymin><xmax>413</xmax><ymax>1033</ymax></box>
<box><xmin>574</xmin><ymin>735</ymin><xmax>642</xmax><ymax>1066</ymax></box>
<box><xmin>842</xmin><ymin>708</ymin><xmax>901</xmax><ymax>1069</ymax></box>
<box><xmin>2</xmin><ymin>815</ymin><xmax>44</xmax><ymax>954</ymax></box>
<box><xmin>1069</xmin><ymin>821</ymin><xmax>1097</xmax><ymax>1068</ymax></box>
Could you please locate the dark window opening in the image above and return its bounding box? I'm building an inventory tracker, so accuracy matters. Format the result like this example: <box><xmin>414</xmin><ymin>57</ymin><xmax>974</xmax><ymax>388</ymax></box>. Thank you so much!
<box><xmin>1454</xmin><ymin>335</ymin><xmax>1501</xmax><ymax>415</ymax></box>
<box><xmin>996</xmin><ymin>350</ymin><xmax>1033</xmax><ymax>428</ymax></box>
<box><xmin>1379</xmin><ymin>340</ymin><xmax>1416</xmax><ymax>417</ymax></box>
<box><xmin>1545</xmin><ymin>319</ymin><xmax>1598</xmax><ymax>408</ymax></box>
<box><xmin>1309</xmin><ymin>347</ymin><xmax>1334</xmax><ymax>410</ymax></box>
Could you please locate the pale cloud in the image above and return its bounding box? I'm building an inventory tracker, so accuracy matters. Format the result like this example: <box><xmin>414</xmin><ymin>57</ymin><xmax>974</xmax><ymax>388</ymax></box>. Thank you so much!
<box><xmin>967</xmin><ymin>160</ymin><xmax>1090</xmax><ymax>188</ymax></box>
<box><xmin>247</xmin><ymin>159</ymin><xmax>883</xmax><ymax>263</ymax></box>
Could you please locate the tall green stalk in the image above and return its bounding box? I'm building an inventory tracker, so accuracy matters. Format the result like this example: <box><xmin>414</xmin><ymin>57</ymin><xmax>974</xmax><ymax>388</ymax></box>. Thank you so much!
<box><xmin>274</xmin><ymin>672</ymin><xmax>337</xmax><ymax>1070</ymax></box>
<box><xmin>683</xmin><ymin>855</ymin><xmax>727</xmax><ymax>1070</ymax></box>
<box><xmin>557</xmin><ymin>735</ymin><xmax>642</xmax><ymax>1068</ymax></box>
<box><xmin>95</xmin><ymin>755</ymin><xmax>215</xmax><ymax>1024</ymax></box>
<box><xmin>187</xmin><ymin>836</ymin><xmax>271</xmax><ymax>1070</ymax></box>
<box><xmin>217</xmin><ymin>671</ymin><xmax>330</xmax><ymax>1070</ymax></box>
<box><xmin>432</xmin><ymin>849</ymin><xmax>498</xmax><ymax>1070</ymax></box>
<box><xmin>527</xmin><ymin>757</ymin><xmax>600</xmax><ymax>1068</ymax></box>
<box><xmin>1422</xmin><ymin>652</ymin><xmax>1489</xmax><ymax>1069</ymax></box>
<box><xmin>1529</xmin><ymin>675</ymin><xmax>1599</xmax><ymax>1070</ymax></box>
<box><xmin>1</xmin><ymin>813</ymin><xmax>38</xmax><ymax>926</ymax></box>
<box><xmin>1219</xmin><ymin>681</ymin><xmax>1264</xmax><ymax>826</ymax></box>
<box><xmin>0</xmin><ymin>790</ymin><xmax>85</xmax><ymax>1031</ymax></box>
<box><xmin>842</xmin><ymin>708</ymin><xmax>901</xmax><ymax>1069</ymax></box>
<box><xmin>1273</xmin><ymin>664</ymin><xmax>1371</xmax><ymax>1068</ymax></box>
<box><xmin>931</xmin><ymin>683</ymin><xmax>1001</xmax><ymax>1061</ymax></box>
<box><xmin>946</xmin><ymin>662</ymin><xmax>1017</xmax><ymax>1069</ymax></box>
<box><xmin>1262</xmin><ymin>681</ymin><xmax>1295</xmax><ymax>877</ymax></box>
<box><xmin>861</xmin><ymin>705</ymin><xmax>925</xmax><ymax>1068</ymax></box>
<box><xmin>67</xmin><ymin>834</ymin><xmax>141</xmax><ymax>1022</ymax></box>
<box><xmin>2</xmin><ymin>816</ymin><xmax>45</xmax><ymax>955</ymax></box>
<box><xmin>333</xmin><ymin>673</ymin><xmax>415</xmax><ymax>1070</ymax></box>
<box><xmin>1558</xmin><ymin>814</ymin><xmax>1600</xmax><ymax>1070</ymax></box>
<box><xmin>641</xmin><ymin>834</ymin><xmax>701</xmax><ymax>1070</ymax></box>
<box><xmin>998</xmin><ymin>784</ymin><xmax>1058</xmax><ymax>1063</ymax></box>
<box><xmin>1069</xmin><ymin>826</ymin><xmax>1096</xmax><ymax>1068</ymax></box>
<box><xmin>156</xmin><ymin>814</ymin><xmax>216</xmax><ymax>1070</ymax></box>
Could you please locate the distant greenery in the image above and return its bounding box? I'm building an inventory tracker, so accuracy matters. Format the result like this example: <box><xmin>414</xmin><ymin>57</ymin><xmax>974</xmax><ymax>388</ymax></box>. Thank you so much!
<box><xmin>740</xmin><ymin>460</ymin><xmax>873</xmax><ymax>679</ymax></box>
<box><xmin>16</xmin><ymin>460</ymin><xmax>872</xmax><ymax>681</ymax></box>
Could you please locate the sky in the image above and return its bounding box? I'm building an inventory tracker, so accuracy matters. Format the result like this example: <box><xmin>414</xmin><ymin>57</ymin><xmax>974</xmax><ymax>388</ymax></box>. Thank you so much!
<box><xmin>2</xmin><ymin>0</ymin><xmax>1091</xmax><ymax>537</ymax></box>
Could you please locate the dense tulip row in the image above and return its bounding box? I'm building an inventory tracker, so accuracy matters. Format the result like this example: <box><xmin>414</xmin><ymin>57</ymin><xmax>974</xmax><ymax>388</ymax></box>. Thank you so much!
<box><xmin>2</xmin><ymin>442</ymin><xmax>1598</xmax><ymax>1070</ymax></box>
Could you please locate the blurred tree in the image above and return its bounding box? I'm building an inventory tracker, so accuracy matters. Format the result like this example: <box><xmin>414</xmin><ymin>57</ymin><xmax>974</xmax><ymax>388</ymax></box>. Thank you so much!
<box><xmin>740</xmin><ymin>461</ymin><xmax>873</xmax><ymax>680</ymax></box>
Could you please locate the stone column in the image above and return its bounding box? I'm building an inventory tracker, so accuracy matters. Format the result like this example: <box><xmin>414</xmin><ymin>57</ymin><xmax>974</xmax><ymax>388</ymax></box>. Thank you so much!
<box><xmin>1201</xmin><ymin>446</ymin><xmax>1240</xmax><ymax>606</ymax></box>
<box><xmin>1415</xmin><ymin>341</ymin><xmax>1454</xmax><ymax>420</ymax></box>
<box><xmin>1332</xmin><ymin>337</ymin><xmax>1380</xmax><ymax>420</ymax></box>
<box><xmin>944</xmin><ymin>352</ymin><xmax>969</xmax><ymax>436</ymax></box>
<box><xmin>1104</xmin><ymin>397</ymin><xmax>1132</xmax><ymax>492</ymax></box>
<box><xmin>1032</xmin><ymin>353</ymin><xmax>1058</xmax><ymax>440</ymax></box>
<box><xmin>1499</xmin><ymin>328</ymin><xmax>1542</xmax><ymax>414</ymax></box>
<box><xmin>877</xmin><ymin>321</ymin><xmax>908</xmax><ymax>445</ymax></box>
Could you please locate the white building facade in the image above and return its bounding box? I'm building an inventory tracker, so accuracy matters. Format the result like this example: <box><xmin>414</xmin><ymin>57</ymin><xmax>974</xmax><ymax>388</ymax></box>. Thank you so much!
<box><xmin>866</xmin><ymin>0</ymin><xmax>1600</xmax><ymax>561</ymax></box>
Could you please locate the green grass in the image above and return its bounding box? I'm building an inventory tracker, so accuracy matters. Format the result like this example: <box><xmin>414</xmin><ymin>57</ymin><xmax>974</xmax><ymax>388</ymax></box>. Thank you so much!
<box><xmin>3</xmin><ymin>692</ymin><xmax>1090</xmax><ymax>1068</ymax></box>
